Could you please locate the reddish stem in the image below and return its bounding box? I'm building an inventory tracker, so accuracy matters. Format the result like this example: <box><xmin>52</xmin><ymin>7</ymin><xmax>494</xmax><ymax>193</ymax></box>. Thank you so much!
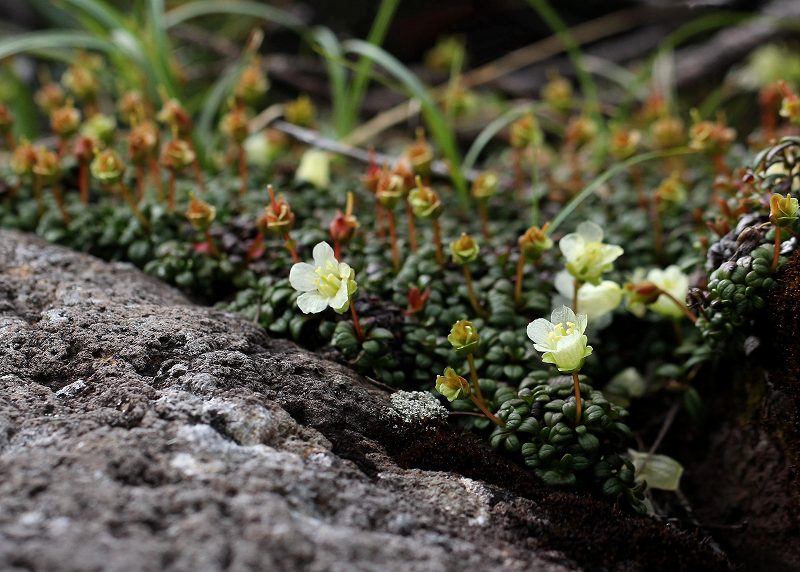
<box><xmin>350</xmin><ymin>303</ymin><xmax>364</xmax><ymax>342</ymax></box>
<box><xmin>432</xmin><ymin>219</ymin><xmax>444</xmax><ymax>267</ymax></box>
<box><xmin>52</xmin><ymin>182</ymin><xmax>71</xmax><ymax>224</ymax></box>
<box><xmin>572</xmin><ymin>372</ymin><xmax>583</xmax><ymax>425</ymax></box>
<box><xmin>167</xmin><ymin>171</ymin><xmax>176</xmax><ymax>211</ymax></box>
<box><xmin>772</xmin><ymin>226</ymin><xmax>781</xmax><ymax>273</ymax></box>
<box><xmin>79</xmin><ymin>162</ymin><xmax>90</xmax><ymax>205</ymax></box>
<box><xmin>514</xmin><ymin>255</ymin><xmax>526</xmax><ymax>306</ymax></box>
<box><xmin>284</xmin><ymin>231</ymin><xmax>300</xmax><ymax>263</ymax></box>
<box><xmin>405</xmin><ymin>200</ymin><xmax>418</xmax><ymax>252</ymax></box>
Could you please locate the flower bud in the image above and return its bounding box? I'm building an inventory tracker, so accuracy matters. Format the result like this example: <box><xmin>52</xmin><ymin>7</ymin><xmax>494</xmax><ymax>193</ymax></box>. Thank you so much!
<box><xmin>284</xmin><ymin>94</ymin><xmax>316</xmax><ymax>128</ymax></box>
<box><xmin>90</xmin><ymin>149</ymin><xmax>125</xmax><ymax>185</ymax></box>
<box><xmin>541</xmin><ymin>74</ymin><xmax>573</xmax><ymax>112</ymax></box>
<box><xmin>518</xmin><ymin>223</ymin><xmax>553</xmax><ymax>260</ymax></box>
<box><xmin>259</xmin><ymin>185</ymin><xmax>296</xmax><ymax>234</ymax></box>
<box><xmin>650</xmin><ymin>117</ymin><xmax>685</xmax><ymax>149</ymax></box>
<box><xmin>406</xmin><ymin>128</ymin><xmax>433</xmax><ymax>177</ymax></box>
<box><xmin>61</xmin><ymin>65</ymin><xmax>98</xmax><ymax>102</ymax></box>
<box><xmin>128</xmin><ymin>122</ymin><xmax>159</xmax><ymax>165</ymax></box>
<box><xmin>157</xmin><ymin>99</ymin><xmax>192</xmax><ymax>135</ymax></box>
<box><xmin>408</xmin><ymin>177</ymin><xmax>443</xmax><ymax>219</ymax></box>
<box><xmin>779</xmin><ymin>82</ymin><xmax>800</xmax><ymax>125</ymax></box>
<box><xmin>160</xmin><ymin>139</ymin><xmax>196</xmax><ymax>172</ymax></box>
<box><xmin>185</xmin><ymin>193</ymin><xmax>216</xmax><ymax>232</ymax></box>
<box><xmin>769</xmin><ymin>193</ymin><xmax>799</xmax><ymax>228</ymax></box>
<box><xmin>392</xmin><ymin>158</ymin><xmax>416</xmax><ymax>193</ymax></box>
<box><xmin>447</xmin><ymin>320</ymin><xmax>480</xmax><ymax>355</ymax></box>
<box><xmin>329</xmin><ymin>192</ymin><xmax>359</xmax><ymax>244</ymax></box>
<box><xmin>376</xmin><ymin>167</ymin><xmax>405</xmax><ymax>209</ymax></box>
<box><xmin>33</xmin><ymin>147</ymin><xmax>61</xmax><ymax>182</ymax></box>
<box><xmin>50</xmin><ymin>103</ymin><xmax>81</xmax><ymax>138</ymax></box>
<box><xmin>688</xmin><ymin>110</ymin><xmax>736</xmax><ymax>155</ymax></box>
<box><xmin>654</xmin><ymin>172</ymin><xmax>686</xmax><ymax>206</ymax></box>
<box><xmin>471</xmin><ymin>171</ymin><xmax>498</xmax><ymax>201</ymax></box>
<box><xmin>450</xmin><ymin>232</ymin><xmax>480</xmax><ymax>265</ymax></box>
<box><xmin>34</xmin><ymin>83</ymin><xmax>66</xmax><ymax>114</ymax></box>
<box><xmin>608</xmin><ymin>127</ymin><xmax>641</xmax><ymax>161</ymax></box>
<box><xmin>565</xmin><ymin>115</ymin><xmax>597</xmax><ymax>149</ymax></box>
<box><xmin>117</xmin><ymin>90</ymin><xmax>147</xmax><ymax>125</ymax></box>
<box><xmin>80</xmin><ymin>113</ymin><xmax>116</xmax><ymax>148</ymax></box>
<box><xmin>234</xmin><ymin>59</ymin><xmax>269</xmax><ymax>106</ymax></box>
<box><xmin>11</xmin><ymin>140</ymin><xmax>38</xmax><ymax>176</ymax></box>
<box><xmin>73</xmin><ymin>136</ymin><xmax>96</xmax><ymax>163</ymax></box>
<box><xmin>424</xmin><ymin>36</ymin><xmax>466</xmax><ymax>73</ymax></box>
<box><xmin>435</xmin><ymin>367</ymin><xmax>470</xmax><ymax>402</ymax></box>
<box><xmin>362</xmin><ymin>151</ymin><xmax>381</xmax><ymax>193</ymax></box>
<box><xmin>510</xmin><ymin>114</ymin><xmax>538</xmax><ymax>149</ymax></box>
<box><xmin>220</xmin><ymin>107</ymin><xmax>250</xmax><ymax>144</ymax></box>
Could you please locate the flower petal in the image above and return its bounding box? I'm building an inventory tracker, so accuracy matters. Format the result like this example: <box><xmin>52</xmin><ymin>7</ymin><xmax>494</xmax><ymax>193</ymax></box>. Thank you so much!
<box><xmin>577</xmin><ymin>220</ymin><xmax>604</xmax><ymax>242</ymax></box>
<box><xmin>312</xmin><ymin>241</ymin><xmax>337</xmax><ymax>269</ymax></box>
<box><xmin>554</xmin><ymin>270</ymin><xmax>575</xmax><ymax>298</ymax></box>
<box><xmin>297</xmin><ymin>292</ymin><xmax>329</xmax><ymax>314</ymax></box>
<box><xmin>330</xmin><ymin>278</ymin><xmax>351</xmax><ymax>313</ymax></box>
<box><xmin>558</xmin><ymin>234</ymin><xmax>583</xmax><ymax>262</ymax></box>
<box><xmin>527</xmin><ymin>318</ymin><xmax>555</xmax><ymax>346</ymax></box>
<box><xmin>289</xmin><ymin>262</ymin><xmax>318</xmax><ymax>292</ymax></box>
<box><xmin>551</xmin><ymin>305</ymin><xmax>576</xmax><ymax>325</ymax></box>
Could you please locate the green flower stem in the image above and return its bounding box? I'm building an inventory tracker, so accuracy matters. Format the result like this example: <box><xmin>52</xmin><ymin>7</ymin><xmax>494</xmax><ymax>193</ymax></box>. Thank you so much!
<box><xmin>432</xmin><ymin>219</ymin><xmax>445</xmax><ymax>267</ymax></box>
<box><xmin>350</xmin><ymin>303</ymin><xmax>364</xmax><ymax>342</ymax></box>
<box><xmin>462</xmin><ymin>265</ymin><xmax>487</xmax><ymax>318</ymax></box>
<box><xmin>572</xmin><ymin>371</ymin><xmax>583</xmax><ymax>425</ymax></box>
<box><xmin>405</xmin><ymin>201</ymin><xmax>418</xmax><ymax>252</ymax></box>
<box><xmin>772</xmin><ymin>226</ymin><xmax>781</xmax><ymax>272</ymax></box>
<box><xmin>514</xmin><ymin>254</ymin><xmax>526</xmax><ymax>307</ymax></box>
<box><xmin>656</xmin><ymin>286</ymin><xmax>697</xmax><ymax>324</ymax></box>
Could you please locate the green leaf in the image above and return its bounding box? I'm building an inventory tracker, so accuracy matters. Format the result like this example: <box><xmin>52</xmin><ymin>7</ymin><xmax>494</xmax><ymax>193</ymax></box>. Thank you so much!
<box><xmin>164</xmin><ymin>0</ymin><xmax>305</xmax><ymax>33</ymax></box>
<box><xmin>628</xmin><ymin>449</ymin><xmax>684</xmax><ymax>491</ymax></box>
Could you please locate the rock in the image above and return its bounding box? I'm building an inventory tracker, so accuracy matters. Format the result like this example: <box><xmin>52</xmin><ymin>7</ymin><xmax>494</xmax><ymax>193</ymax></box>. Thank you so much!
<box><xmin>0</xmin><ymin>230</ymin><xmax>729</xmax><ymax>571</ymax></box>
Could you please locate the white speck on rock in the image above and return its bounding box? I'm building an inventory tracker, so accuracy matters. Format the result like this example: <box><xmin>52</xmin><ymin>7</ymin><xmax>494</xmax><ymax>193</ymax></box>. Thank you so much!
<box><xmin>389</xmin><ymin>391</ymin><xmax>448</xmax><ymax>427</ymax></box>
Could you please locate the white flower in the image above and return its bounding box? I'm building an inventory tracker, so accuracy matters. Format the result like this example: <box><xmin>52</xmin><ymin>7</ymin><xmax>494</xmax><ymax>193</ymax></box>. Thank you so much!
<box><xmin>559</xmin><ymin>221</ymin><xmax>624</xmax><ymax>284</ymax></box>
<box><xmin>295</xmin><ymin>149</ymin><xmax>330</xmax><ymax>188</ymax></box>
<box><xmin>554</xmin><ymin>270</ymin><xmax>622</xmax><ymax>323</ymax></box>
<box><xmin>527</xmin><ymin>306</ymin><xmax>593</xmax><ymax>373</ymax></box>
<box><xmin>289</xmin><ymin>242</ymin><xmax>357</xmax><ymax>314</ymax></box>
<box><xmin>647</xmin><ymin>265</ymin><xmax>689</xmax><ymax>319</ymax></box>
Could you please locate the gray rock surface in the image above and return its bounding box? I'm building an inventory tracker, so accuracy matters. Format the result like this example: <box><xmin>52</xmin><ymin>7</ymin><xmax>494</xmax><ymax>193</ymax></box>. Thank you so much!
<box><xmin>0</xmin><ymin>230</ymin><xmax>728</xmax><ymax>572</ymax></box>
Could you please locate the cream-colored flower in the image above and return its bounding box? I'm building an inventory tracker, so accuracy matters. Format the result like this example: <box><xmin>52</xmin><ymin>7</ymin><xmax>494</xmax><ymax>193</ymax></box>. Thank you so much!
<box><xmin>647</xmin><ymin>265</ymin><xmax>689</xmax><ymax>319</ymax></box>
<box><xmin>295</xmin><ymin>149</ymin><xmax>330</xmax><ymax>188</ymax></box>
<box><xmin>527</xmin><ymin>306</ymin><xmax>593</xmax><ymax>373</ymax></box>
<box><xmin>554</xmin><ymin>270</ymin><xmax>622</xmax><ymax>323</ymax></box>
<box><xmin>559</xmin><ymin>221</ymin><xmax>623</xmax><ymax>284</ymax></box>
<box><xmin>289</xmin><ymin>242</ymin><xmax>357</xmax><ymax>314</ymax></box>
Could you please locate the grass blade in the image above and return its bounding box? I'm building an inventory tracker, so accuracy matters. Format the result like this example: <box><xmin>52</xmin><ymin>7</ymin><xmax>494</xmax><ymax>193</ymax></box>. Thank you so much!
<box><xmin>547</xmin><ymin>148</ymin><xmax>695</xmax><ymax>235</ymax></box>
<box><xmin>343</xmin><ymin>39</ymin><xmax>468</xmax><ymax>203</ymax></box>
<box><xmin>463</xmin><ymin>105</ymin><xmax>535</xmax><ymax>171</ymax></box>
<box><xmin>164</xmin><ymin>0</ymin><xmax>305</xmax><ymax>33</ymax></box>
<box><xmin>0</xmin><ymin>31</ymin><xmax>116</xmax><ymax>60</ymax></box>
<box><xmin>312</xmin><ymin>27</ymin><xmax>349</xmax><ymax>137</ymax></box>
<box><xmin>344</xmin><ymin>0</ymin><xmax>400</xmax><ymax>135</ymax></box>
